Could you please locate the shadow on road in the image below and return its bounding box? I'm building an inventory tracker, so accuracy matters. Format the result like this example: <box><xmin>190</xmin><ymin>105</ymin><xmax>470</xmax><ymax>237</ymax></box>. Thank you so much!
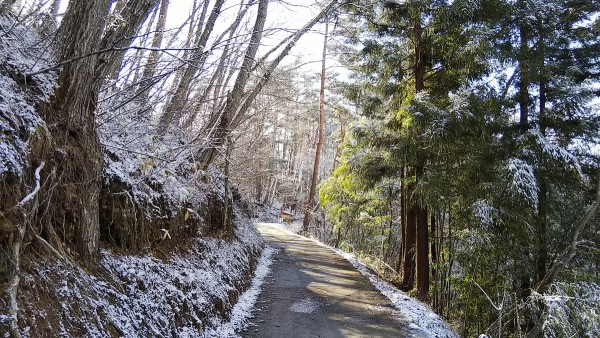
<box><xmin>242</xmin><ymin>224</ymin><xmax>416</xmax><ymax>338</ymax></box>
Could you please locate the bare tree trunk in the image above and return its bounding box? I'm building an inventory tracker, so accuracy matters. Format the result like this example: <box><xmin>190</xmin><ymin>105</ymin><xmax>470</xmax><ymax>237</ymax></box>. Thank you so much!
<box><xmin>159</xmin><ymin>0</ymin><xmax>225</xmax><ymax>130</ymax></box>
<box><xmin>518</xmin><ymin>18</ymin><xmax>529</xmax><ymax>131</ymax></box>
<box><xmin>416</xmin><ymin>201</ymin><xmax>429</xmax><ymax>298</ymax></box>
<box><xmin>302</xmin><ymin>21</ymin><xmax>328</xmax><ymax>233</ymax></box>
<box><xmin>182</xmin><ymin>1</ymin><xmax>252</xmax><ymax>128</ymax></box>
<box><xmin>331</xmin><ymin>111</ymin><xmax>345</xmax><ymax>173</ymax></box>
<box><xmin>197</xmin><ymin>0</ymin><xmax>339</xmax><ymax>168</ymax></box>
<box><xmin>198</xmin><ymin>0</ymin><xmax>269</xmax><ymax>167</ymax></box>
<box><xmin>46</xmin><ymin>0</ymin><xmax>158</xmax><ymax>266</ymax></box>
<box><xmin>396</xmin><ymin>167</ymin><xmax>406</xmax><ymax>272</ymax></box>
<box><xmin>49</xmin><ymin>0</ymin><xmax>112</xmax><ymax>267</ymax></box>
<box><xmin>139</xmin><ymin>0</ymin><xmax>169</xmax><ymax>97</ymax></box>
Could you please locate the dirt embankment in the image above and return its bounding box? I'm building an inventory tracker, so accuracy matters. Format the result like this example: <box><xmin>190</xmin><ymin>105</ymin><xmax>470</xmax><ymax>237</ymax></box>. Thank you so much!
<box><xmin>0</xmin><ymin>14</ymin><xmax>265</xmax><ymax>337</ymax></box>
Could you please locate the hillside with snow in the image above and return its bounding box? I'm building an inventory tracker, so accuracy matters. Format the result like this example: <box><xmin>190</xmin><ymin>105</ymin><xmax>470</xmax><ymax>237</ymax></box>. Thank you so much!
<box><xmin>0</xmin><ymin>11</ymin><xmax>269</xmax><ymax>337</ymax></box>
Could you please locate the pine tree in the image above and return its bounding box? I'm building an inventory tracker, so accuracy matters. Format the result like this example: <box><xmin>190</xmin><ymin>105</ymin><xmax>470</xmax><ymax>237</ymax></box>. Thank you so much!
<box><xmin>325</xmin><ymin>0</ymin><xmax>600</xmax><ymax>334</ymax></box>
<box><xmin>336</xmin><ymin>0</ymin><xmax>489</xmax><ymax>298</ymax></box>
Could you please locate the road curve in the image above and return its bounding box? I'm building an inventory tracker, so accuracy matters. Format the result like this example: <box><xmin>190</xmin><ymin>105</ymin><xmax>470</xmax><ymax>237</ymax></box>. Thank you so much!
<box><xmin>242</xmin><ymin>223</ymin><xmax>415</xmax><ymax>338</ymax></box>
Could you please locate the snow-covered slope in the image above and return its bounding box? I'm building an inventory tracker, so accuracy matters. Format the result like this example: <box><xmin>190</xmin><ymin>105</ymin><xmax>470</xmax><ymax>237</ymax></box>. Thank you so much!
<box><xmin>15</xmin><ymin>217</ymin><xmax>263</xmax><ymax>337</ymax></box>
<box><xmin>0</xmin><ymin>13</ymin><xmax>269</xmax><ymax>337</ymax></box>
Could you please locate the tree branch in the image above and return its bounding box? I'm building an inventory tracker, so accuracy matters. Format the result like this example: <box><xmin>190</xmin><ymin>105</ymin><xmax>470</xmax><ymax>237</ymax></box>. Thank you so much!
<box><xmin>536</xmin><ymin>174</ymin><xmax>600</xmax><ymax>293</ymax></box>
<box><xmin>15</xmin><ymin>161</ymin><xmax>45</xmax><ymax>208</ymax></box>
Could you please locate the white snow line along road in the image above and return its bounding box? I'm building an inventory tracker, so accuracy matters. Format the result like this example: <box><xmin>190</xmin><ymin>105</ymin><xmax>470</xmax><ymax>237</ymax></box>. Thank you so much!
<box><xmin>257</xmin><ymin>222</ymin><xmax>458</xmax><ymax>338</ymax></box>
<box><xmin>202</xmin><ymin>246</ymin><xmax>278</xmax><ymax>338</ymax></box>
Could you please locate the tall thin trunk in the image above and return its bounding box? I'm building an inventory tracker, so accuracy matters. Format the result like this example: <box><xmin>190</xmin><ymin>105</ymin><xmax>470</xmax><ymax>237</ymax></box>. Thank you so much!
<box><xmin>139</xmin><ymin>0</ymin><xmax>169</xmax><ymax>98</ymax></box>
<box><xmin>536</xmin><ymin>61</ymin><xmax>548</xmax><ymax>282</ymax></box>
<box><xmin>198</xmin><ymin>0</ymin><xmax>269</xmax><ymax>167</ymax></box>
<box><xmin>396</xmin><ymin>167</ymin><xmax>406</xmax><ymax>272</ymax></box>
<box><xmin>302</xmin><ymin>21</ymin><xmax>328</xmax><ymax>233</ymax></box>
<box><xmin>518</xmin><ymin>23</ymin><xmax>529</xmax><ymax>131</ymax></box>
<box><xmin>160</xmin><ymin>0</ymin><xmax>225</xmax><ymax>130</ymax></box>
<box><xmin>331</xmin><ymin>112</ymin><xmax>345</xmax><ymax>173</ymax></box>
<box><xmin>182</xmin><ymin>2</ymin><xmax>249</xmax><ymax>128</ymax></box>
<box><xmin>416</xmin><ymin>203</ymin><xmax>429</xmax><ymax>298</ymax></box>
<box><xmin>402</xmin><ymin>203</ymin><xmax>417</xmax><ymax>290</ymax></box>
<box><xmin>197</xmin><ymin>0</ymin><xmax>338</xmax><ymax>168</ymax></box>
<box><xmin>413</xmin><ymin>13</ymin><xmax>429</xmax><ymax>298</ymax></box>
<box><xmin>431</xmin><ymin>213</ymin><xmax>437</xmax><ymax>277</ymax></box>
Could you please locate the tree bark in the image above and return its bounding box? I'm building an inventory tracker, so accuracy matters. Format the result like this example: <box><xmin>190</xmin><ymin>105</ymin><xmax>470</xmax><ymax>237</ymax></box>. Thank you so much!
<box><xmin>431</xmin><ymin>213</ymin><xmax>437</xmax><ymax>277</ymax></box>
<box><xmin>535</xmin><ymin>35</ymin><xmax>548</xmax><ymax>283</ymax></box>
<box><xmin>396</xmin><ymin>167</ymin><xmax>406</xmax><ymax>272</ymax></box>
<box><xmin>401</xmin><ymin>203</ymin><xmax>417</xmax><ymax>290</ymax></box>
<box><xmin>412</xmin><ymin>11</ymin><xmax>428</xmax><ymax>297</ymax></box>
<box><xmin>416</xmin><ymin>205</ymin><xmax>429</xmax><ymax>297</ymax></box>
<box><xmin>47</xmin><ymin>0</ymin><xmax>158</xmax><ymax>266</ymax></box>
<box><xmin>49</xmin><ymin>0</ymin><xmax>112</xmax><ymax>266</ymax></box>
<box><xmin>518</xmin><ymin>19</ymin><xmax>529</xmax><ymax>131</ymax></box>
<box><xmin>303</xmin><ymin>20</ymin><xmax>328</xmax><ymax>233</ymax></box>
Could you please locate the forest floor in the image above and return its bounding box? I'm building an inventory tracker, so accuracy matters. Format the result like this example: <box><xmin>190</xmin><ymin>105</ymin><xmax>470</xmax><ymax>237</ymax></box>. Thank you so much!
<box><xmin>240</xmin><ymin>223</ymin><xmax>454</xmax><ymax>338</ymax></box>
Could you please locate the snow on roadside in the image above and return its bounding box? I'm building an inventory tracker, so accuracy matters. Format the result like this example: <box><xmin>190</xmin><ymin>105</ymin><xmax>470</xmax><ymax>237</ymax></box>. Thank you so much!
<box><xmin>259</xmin><ymin>223</ymin><xmax>458</xmax><ymax>338</ymax></box>
<box><xmin>333</xmin><ymin>249</ymin><xmax>458</xmax><ymax>338</ymax></box>
<box><xmin>18</xmin><ymin>219</ymin><xmax>266</xmax><ymax>337</ymax></box>
<box><xmin>202</xmin><ymin>246</ymin><xmax>277</xmax><ymax>338</ymax></box>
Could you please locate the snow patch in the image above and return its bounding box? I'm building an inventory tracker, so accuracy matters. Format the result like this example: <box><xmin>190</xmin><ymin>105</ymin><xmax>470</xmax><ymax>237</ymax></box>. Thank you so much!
<box><xmin>506</xmin><ymin>157</ymin><xmax>538</xmax><ymax>207</ymax></box>
<box><xmin>201</xmin><ymin>246</ymin><xmax>277</xmax><ymax>338</ymax></box>
<box><xmin>18</xmin><ymin>220</ymin><xmax>265</xmax><ymax>337</ymax></box>
<box><xmin>333</xmin><ymin>249</ymin><xmax>458</xmax><ymax>338</ymax></box>
<box><xmin>289</xmin><ymin>298</ymin><xmax>320</xmax><ymax>314</ymax></box>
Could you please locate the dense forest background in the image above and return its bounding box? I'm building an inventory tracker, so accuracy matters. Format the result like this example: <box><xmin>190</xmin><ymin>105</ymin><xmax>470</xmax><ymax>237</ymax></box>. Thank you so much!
<box><xmin>0</xmin><ymin>0</ymin><xmax>599</xmax><ymax>337</ymax></box>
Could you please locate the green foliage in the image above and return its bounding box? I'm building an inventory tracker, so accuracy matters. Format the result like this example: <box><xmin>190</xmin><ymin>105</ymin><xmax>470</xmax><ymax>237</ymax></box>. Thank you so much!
<box><xmin>324</xmin><ymin>0</ymin><xmax>600</xmax><ymax>335</ymax></box>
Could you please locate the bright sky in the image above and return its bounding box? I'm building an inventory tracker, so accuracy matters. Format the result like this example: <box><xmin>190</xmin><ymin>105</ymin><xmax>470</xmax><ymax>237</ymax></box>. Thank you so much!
<box><xmin>163</xmin><ymin>0</ymin><xmax>329</xmax><ymax>74</ymax></box>
<box><xmin>21</xmin><ymin>0</ymin><xmax>338</xmax><ymax>78</ymax></box>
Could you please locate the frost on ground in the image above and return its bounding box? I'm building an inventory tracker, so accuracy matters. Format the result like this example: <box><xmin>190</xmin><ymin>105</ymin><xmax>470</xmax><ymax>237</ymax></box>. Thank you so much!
<box><xmin>0</xmin><ymin>14</ymin><xmax>56</xmax><ymax>195</ymax></box>
<box><xmin>333</xmin><ymin>248</ymin><xmax>458</xmax><ymax>338</ymax></box>
<box><xmin>261</xmin><ymin>223</ymin><xmax>458</xmax><ymax>338</ymax></box>
<box><xmin>17</xmin><ymin>219</ymin><xmax>264</xmax><ymax>337</ymax></box>
<box><xmin>289</xmin><ymin>298</ymin><xmax>321</xmax><ymax>314</ymax></box>
<box><xmin>202</xmin><ymin>246</ymin><xmax>277</xmax><ymax>338</ymax></box>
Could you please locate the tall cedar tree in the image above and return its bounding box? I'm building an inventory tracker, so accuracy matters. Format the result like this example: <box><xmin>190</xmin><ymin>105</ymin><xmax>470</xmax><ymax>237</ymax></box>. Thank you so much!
<box><xmin>337</xmin><ymin>0</ymin><xmax>487</xmax><ymax>298</ymax></box>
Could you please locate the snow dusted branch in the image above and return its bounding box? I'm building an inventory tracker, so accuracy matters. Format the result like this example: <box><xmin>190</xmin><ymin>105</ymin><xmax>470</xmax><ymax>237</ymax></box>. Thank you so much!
<box><xmin>25</xmin><ymin>45</ymin><xmax>196</xmax><ymax>77</ymax></box>
<box><xmin>15</xmin><ymin>161</ymin><xmax>45</xmax><ymax>208</ymax></box>
<box><xmin>536</xmin><ymin>174</ymin><xmax>600</xmax><ymax>293</ymax></box>
<box><xmin>474</xmin><ymin>280</ymin><xmax>502</xmax><ymax>312</ymax></box>
<box><xmin>101</xmin><ymin>142</ymin><xmax>170</xmax><ymax>162</ymax></box>
<box><xmin>35</xmin><ymin>234</ymin><xmax>69</xmax><ymax>265</ymax></box>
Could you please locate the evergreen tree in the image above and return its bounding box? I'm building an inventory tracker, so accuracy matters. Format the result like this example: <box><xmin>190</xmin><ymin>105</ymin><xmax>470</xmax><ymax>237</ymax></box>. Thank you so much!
<box><xmin>325</xmin><ymin>0</ymin><xmax>600</xmax><ymax>334</ymax></box>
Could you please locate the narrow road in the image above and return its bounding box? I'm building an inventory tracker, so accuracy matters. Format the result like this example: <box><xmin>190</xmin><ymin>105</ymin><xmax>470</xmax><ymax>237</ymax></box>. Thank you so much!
<box><xmin>242</xmin><ymin>223</ymin><xmax>415</xmax><ymax>338</ymax></box>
